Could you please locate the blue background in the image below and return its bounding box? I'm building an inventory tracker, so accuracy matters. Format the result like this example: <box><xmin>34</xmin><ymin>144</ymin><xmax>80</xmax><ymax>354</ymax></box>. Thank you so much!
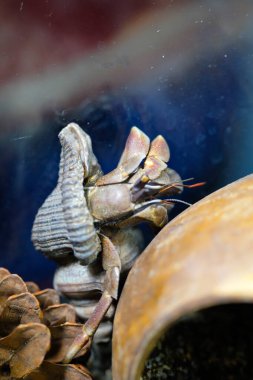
<box><xmin>1</xmin><ymin>1</ymin><xmax>253</xmax><ymax>287</ymax></box>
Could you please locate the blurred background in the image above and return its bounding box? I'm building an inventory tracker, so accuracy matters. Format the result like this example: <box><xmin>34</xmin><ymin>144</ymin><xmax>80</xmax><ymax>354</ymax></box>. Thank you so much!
<box><xmin>1</xmin><ymin>0</ymin><xmax>253</xmax><ymax>287</ymax></box>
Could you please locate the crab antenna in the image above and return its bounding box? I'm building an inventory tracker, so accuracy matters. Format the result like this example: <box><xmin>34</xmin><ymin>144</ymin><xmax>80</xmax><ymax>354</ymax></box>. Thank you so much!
<box><xmin>157</xmin><ymin>178</ymin><xmax>205</xmax><ymax>195</ymax></box>
<box><xmin>134</xmin><ymin>198</ymin><xmax>192</xmax><ymax>211</ymax></box>
<box><xmin>155</xmin><ymin>181</ymin><xmax>184</xmax><ymax>195</ymax></box>
<box><xmin>183</xmin><ymin>182</ymin><xmax>206</xmax><ymax>188</ymax></box>
<box><xmin>181</xmin><ymin>177</ymin><xmax>194</xmax><ymax>183</ymax></box>
<box><xmin>162</xmin><ymin>198</ymin><xmax>192</xmax><ymax>207</ymax></box>
<box><xmin>83</xmin><ymin>183</ymin><xmax>131</xmax><ymax>190</ymax></box>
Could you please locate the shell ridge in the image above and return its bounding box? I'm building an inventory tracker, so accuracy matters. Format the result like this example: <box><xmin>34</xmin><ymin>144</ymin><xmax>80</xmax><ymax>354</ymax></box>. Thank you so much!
<box><xmin>32</xmin><ymin>123</ymin><xmax>102</xmax><ymax>263</ymax></box>
<box><xmin>60</xmin><ymin>127</ymin><xmax>101</xmax><ymax>264</ymax></box>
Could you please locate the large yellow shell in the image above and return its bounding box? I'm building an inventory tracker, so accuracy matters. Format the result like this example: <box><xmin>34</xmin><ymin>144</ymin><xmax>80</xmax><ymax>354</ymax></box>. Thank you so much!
<box><xmin>112</xmin><ymin>174</ymin><xmax>253</xmax><ymax>380</ymax></box>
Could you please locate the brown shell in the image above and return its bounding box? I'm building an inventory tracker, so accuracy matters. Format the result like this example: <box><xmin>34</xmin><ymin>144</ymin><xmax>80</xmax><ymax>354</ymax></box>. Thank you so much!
<box><xmin>53</xmin><ymin>227</ymin><xmax>144</xmax><ymax>343</ymax></box>
<box><xmin>53</xmin><ymin>261</ymin><xmax>105</xmax><ymax>300</ymax></box>
<box><xmin>53</xmin><ymin>262</ymin><xmax>114</xmax><ymax>343</ymax></box>
<box><xmin>53</xmin><ymin>228</ymin><xmax>143</xmax><ymax>298</ymax></box>
<box><xmin>112</xmin><ymin>174</ymin><xmax>253</xmax><ymax>380</ymax></box>
<box><xmin>32</xmin><ymin>123</ymin><xmax>102</xmax><ymax>264</ymax></box>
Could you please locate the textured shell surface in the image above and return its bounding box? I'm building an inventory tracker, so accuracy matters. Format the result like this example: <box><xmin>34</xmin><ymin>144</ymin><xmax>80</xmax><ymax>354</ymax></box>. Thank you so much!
<box><xmin>53</xmin><ymin>261</ymin><xmax>105</xmax><ymax>299</ymax></box>
<box><xmin>53</xmin><ymin>260</ymin><xmax>114</xmax><ymax>342</ymax></box>
<box><xmin>53</xmin><ymin>228</ymin><xmax>144</xmax><ymax>300</ymax></box>
<box><xmin>52</xmin><ymin>225</ymin><xmax>143</xmax><ymax>343</ymax></box>
<box><xmin>32</xmin><ymin>123</ymin><xmax>102</xmax><ymax>264</ymax></box>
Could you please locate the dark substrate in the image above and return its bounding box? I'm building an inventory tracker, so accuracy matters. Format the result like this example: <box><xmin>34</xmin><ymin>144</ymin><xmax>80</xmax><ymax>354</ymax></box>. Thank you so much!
<box><xmin>141</xmin><ymin>304</ymin><xmax>253</xmax><ymax>380</ymax></box>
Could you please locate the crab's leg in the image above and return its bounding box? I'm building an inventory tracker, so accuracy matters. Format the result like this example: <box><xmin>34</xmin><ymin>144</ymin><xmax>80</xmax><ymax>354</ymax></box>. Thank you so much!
<box><xmin>63</xmin><ymin>236</ymin><xmax>121</xmax><ymax>363</ymax></box>
<box><xmin>96</xmin><ymin>127</ymin><xmax>150</xmax><ymax>185</ymax></box>
<box><xmin>117</xmin><ymin>204</ymin><xmax>171</xmax><ymax>229</ymax></box>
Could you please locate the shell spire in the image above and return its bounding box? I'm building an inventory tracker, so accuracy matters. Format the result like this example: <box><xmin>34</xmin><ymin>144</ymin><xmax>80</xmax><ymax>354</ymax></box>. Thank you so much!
<box><xmin>32</xmin><ymin>123</ymin><xmax>101</xmax><ymax>264</ymax></box>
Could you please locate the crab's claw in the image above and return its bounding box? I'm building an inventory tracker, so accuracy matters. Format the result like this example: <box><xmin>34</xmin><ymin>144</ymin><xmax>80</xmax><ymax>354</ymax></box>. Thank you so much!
<box><xmin>63</xmin><ymin>327</ymin><xmax>92</xmax><ymax>364</ymax></box>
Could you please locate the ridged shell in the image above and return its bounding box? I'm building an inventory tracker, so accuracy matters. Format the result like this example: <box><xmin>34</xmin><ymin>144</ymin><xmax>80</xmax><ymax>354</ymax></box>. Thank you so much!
<box><xmin>53</xmin><ymin>261</ymin><xmax>105</xmax><ymax>299</ymax></box>
<box><xmin>53</xmin><ymin>261</ymin><xmax>114</xmax><ymax>342</ymax></box>
<box><xmin>53</xmin><ymin>227</ymin><xmax>144</xmax><ymax>343</ymax></box>
<box><xmin>32</xmin><ymin>123</ymin><xmax>102</xmax><ymax>264</ymax></box>
<box><xmin>53</xmin><ymin>226</ymin><xmax>144</xmax><ymax>301</ymax></box>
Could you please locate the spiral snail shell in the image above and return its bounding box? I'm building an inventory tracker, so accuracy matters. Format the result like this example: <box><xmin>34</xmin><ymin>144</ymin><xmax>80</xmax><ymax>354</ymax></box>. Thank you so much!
<box><xmin>32</xmin><ymin>123</ymin><xmax>102</xmax><ymax>264</ymax></box>
<box><xmin>112</xmin><ymin>175</ymin><xmax>253</xmax><ymax>380</ymax></box>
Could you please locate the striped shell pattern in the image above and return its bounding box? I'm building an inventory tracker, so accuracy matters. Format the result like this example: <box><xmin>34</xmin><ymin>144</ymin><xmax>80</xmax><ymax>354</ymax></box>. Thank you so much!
<box><xmin>32</xmin><ymin>123</ymin><xmax>102</xmax><ymax>264</ymax></box>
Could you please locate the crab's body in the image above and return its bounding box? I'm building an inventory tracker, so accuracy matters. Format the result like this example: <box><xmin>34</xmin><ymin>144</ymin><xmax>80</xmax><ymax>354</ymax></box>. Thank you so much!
<box><xmin>32</xmin><ymin>123</ymin><xmax>182</xmax><ymax>362</ymax></box>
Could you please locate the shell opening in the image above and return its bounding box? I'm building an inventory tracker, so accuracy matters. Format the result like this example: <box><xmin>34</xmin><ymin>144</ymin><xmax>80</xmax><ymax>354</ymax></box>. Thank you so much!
<box><xmin>141</xmin><ymin>303</ymin><xmax>253</xmax><ymax>380</ymax></box>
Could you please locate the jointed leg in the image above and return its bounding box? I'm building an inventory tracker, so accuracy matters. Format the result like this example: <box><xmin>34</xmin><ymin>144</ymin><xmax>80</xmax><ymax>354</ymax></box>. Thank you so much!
<box><xmin>63</xmin><ymin>236</ymin><xmax>121</xmax><ymax>363</ymax></box>
<box><xmin>117</xmin><ymin>204</ymin><xmax>170</xmax><ymax>229</ymax></box>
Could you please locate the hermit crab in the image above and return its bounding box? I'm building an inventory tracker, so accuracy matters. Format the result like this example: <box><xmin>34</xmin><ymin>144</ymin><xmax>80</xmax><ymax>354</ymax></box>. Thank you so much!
<box><xmin>32</xmin><ymin>123</ymin><xmax>183</xmax><ymax>363</ymax></box>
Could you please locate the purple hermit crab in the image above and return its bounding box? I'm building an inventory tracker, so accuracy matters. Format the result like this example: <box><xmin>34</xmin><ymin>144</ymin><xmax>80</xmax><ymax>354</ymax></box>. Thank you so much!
<box><xmin>32</xmin><ymin>123</ymin><xmax>182</xmax><ymax>362</ymax></box>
